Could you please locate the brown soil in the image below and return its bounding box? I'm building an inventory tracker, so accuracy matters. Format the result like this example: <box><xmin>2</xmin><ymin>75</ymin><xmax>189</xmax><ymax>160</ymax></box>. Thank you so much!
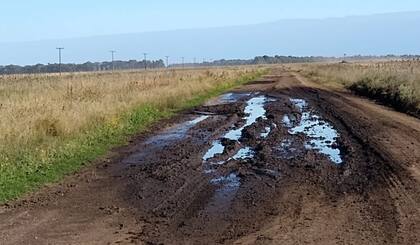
<box><xmin>1</xmin><ymin>68</ymin><xmax>419</xmax><ymax>245</ymax></box>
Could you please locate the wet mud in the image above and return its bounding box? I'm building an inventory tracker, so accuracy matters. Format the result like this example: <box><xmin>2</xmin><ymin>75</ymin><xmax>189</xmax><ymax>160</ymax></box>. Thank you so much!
<box><xmin>118</xmin><ymin>83</ymin><xmax>412</xmax><ymax>244</ymax></box>
<box><xmin>1</xmin><ymin>70</ymin><xmax>419</xmax><ymax>245</ymax></box>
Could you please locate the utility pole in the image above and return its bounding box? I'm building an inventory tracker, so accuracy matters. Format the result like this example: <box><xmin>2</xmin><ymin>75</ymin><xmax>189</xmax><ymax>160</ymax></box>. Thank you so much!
<box><xmin>109</xmin><ymin>50</ymin><xmax>116</xmax><ymax>72</ymax></box>
<box><xmin>193</xmin><ymin>57</ymin><xmax>196</xmax><ymax>67</ymax></box>
<box><xmin>56</xmin><ymin>47</ymin><xmax>64</xmax><ymax>75</ymax></box>
<box><xmin>165</xmin><ymin>56</ymin><xmax>170</xmax><ymax>68</ymax></box>
<box><xmin>182</xmin><ymin>57</ymin><xmax>185</xmax><ymax>69</ymax></box>
<box><xmin>143</xmin><ymin>53</ymin><xmax>148</xmax><ymax>70</ymax></box>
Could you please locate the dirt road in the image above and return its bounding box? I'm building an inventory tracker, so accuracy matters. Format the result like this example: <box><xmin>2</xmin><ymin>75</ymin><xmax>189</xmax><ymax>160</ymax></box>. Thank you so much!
<box><xmin>1</xmin><ymin>68</ymin><xmax>419</xmax><ymax>244</ymax></box>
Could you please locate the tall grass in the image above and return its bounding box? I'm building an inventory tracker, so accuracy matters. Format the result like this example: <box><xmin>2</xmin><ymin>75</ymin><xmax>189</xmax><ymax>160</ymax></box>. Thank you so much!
<box><xmin>294</xmin><ymin>61</ymin><xmax>420</xmax><ymax>116</ymax></box>
<box><xmin>0</xmin><ymin>67</ymin><xmax>265</xmax><ymax>202</ymax></box>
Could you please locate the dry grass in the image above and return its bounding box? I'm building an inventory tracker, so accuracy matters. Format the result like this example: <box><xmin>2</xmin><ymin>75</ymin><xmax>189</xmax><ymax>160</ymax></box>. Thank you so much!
<box><xmin>292</xmin><ymin>61</ymin><xmax>420</xmax><ymax>116</ymax></box>
<box><xmin>0</xmin><ymin>66</ymin><xmax>265</xmax><ymax>202</ymax></box>
<box><xmin>0</xmin><ymin>68</ymin><xmax>257</xmax><ymax>154</ymax></box>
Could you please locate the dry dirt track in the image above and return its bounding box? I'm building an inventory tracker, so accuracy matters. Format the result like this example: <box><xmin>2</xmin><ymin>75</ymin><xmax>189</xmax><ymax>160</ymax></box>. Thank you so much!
<box><xmin>1</xmin><ymin>68</ymin><xmax>419</xmax><ymax>245</ymax></box>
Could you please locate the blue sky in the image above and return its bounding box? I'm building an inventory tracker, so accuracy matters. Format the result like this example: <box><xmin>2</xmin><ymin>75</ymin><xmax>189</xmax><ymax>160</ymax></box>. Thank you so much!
<box><xmin>1</xmin><ymin>0</ymin><xmax>420</xmax><ymax>42</ymax></box>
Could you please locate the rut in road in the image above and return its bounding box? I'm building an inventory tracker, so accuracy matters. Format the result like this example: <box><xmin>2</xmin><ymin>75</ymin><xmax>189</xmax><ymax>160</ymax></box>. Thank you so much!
<box><xmin>1</xmin><ymin>69</ymin><xmax>419</xmax><ymax>245</ymax></box>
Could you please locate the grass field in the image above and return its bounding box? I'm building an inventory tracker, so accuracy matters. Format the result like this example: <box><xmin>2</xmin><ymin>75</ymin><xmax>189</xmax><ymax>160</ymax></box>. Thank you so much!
<box><xmin>0</xmin><ymin>67</ymin><xmax>266</xmax><ymax>202</ymax></box>
<box><xmin>293</xmin><ymin>61</ymin><xmax>420</xmax><ymax>117</ymax></box>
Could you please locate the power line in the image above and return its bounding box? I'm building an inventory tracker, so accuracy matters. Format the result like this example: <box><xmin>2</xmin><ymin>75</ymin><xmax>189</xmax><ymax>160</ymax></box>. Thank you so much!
<box><xmin>182</xmin><ymin>57</ymin><xmax>185</xmax><ymax>69</ymax></box>
<box><xmin>143</xmin><ymin>53</ymin><xmax>148</xmax><ymax>70</ymax></box>
<box><xmin>56</xmin><ymin>47</ymin><xmax>64</xmax><ymax>75</ymax></box>
<box><xmin>109</xmin><ymin>50</ymin><xmax>116</xmax><ymax>72</ymax></box>
<box><xmin>165</xmin><ymin>56</ymin><xmax>170</xmax><ymax>68</ymax></box>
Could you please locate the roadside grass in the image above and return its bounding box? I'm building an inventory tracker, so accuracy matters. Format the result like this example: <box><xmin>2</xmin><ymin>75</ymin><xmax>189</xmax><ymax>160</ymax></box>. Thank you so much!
<box><xmin>293</xmin><ymin>61</ymin><xmax>420</xmax><ymax>117</ymax></box>
<box><xmin>0</xmin><ymin>67</ymin><xmax>266</xmax><ymax>203</ymax></box>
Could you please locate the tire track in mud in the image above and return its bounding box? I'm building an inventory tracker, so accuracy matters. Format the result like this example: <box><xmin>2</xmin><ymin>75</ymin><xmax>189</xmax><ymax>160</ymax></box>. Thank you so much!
<box><xmin>1</xmin><ymin>70</ymin><xmax>419</xmax><ymax>245</ymax></box>
<box><xmin>121</xmin><ymin>74</ymin><xmax>403</xmax><ymax>244</ymax></box>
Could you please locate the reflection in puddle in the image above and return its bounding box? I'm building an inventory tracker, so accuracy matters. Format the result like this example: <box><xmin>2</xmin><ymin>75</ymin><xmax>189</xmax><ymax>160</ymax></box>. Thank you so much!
<box><xmin>204</xmin><ymin>172</ymin><xmax>241</xmax><ymax>216</ymax></box>
<box><xmin>146</xmin><ymin>115</ymin><xmax>209</xmax><ymax>145</ymax></box>
<box><xmin>203</xmin><ymin>95</ymin><xmax>275</xmax><ymax>161</ymax></box>
<box><xmin>210</xmin><ymin>172</ymin><xmax>241</xmax><ymax>188</ymax></box>
<box><xmin>231</xmin><ymin>147</ymin><xmax>255</xmax><ymax>160</ymax></box>
<box><xmin>288</xmin><ymin>98</ymin><xmax>343</xmax><ymax>164</ymax></box>
<box><xmin>188</xmin><ymin>115</ymin><xmax>210</xmax><ymax>125</ymax></box>
<box><xmin>282</xmin><ymin>115</ymin><xmax>292</xmax><ymax>127</ymax></box>
<box><xmin>202</xmin><ymin>95</ymin><xmax>276</xmax><ymax>207</ymax></box>
<box><xmin>203</xmin><ymin>140</ymin><xmax>224</xmax><ymax>161</ymax></box>
<box><xmin>224</xmin><ymin>96</ymin><xmax>273</xmax><ymax>141</ymax></box>
<box><xmin>261</xmin><ymin>126</ymin><xmax>271</xmax><ymax>138</ymax></box>
<box><xmin>124</xmin><ymin>115</ymin><xmax>209</xmax><ymax>164</ymax></box>
<box><xmin>219</xmin><ymin>92</ymin><xmax>251</xmax><ymax>103</ymax></box>
<box><xmin>290</xmin><ymin>98</ymin><xmax>307</xmax><ymax>111</ymax></box>
<box><xmin>207</xmin><ymin>92</ymin><xmax>251</xmax><ymax>106</ymax></box>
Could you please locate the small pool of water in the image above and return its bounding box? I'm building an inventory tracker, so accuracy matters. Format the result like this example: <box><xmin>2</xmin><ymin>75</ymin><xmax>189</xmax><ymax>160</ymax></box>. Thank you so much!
<box><xmin>210</xmin><ymin>172</ymin><xmax>241</xmax><ymax>188</ymax></box>
<box><xmin>203</xmin><ymin>140</ymin><xmax>225</xmax><ymax>161</ymax></box>
<box><xmin>203</xmin><ymin>95</ymin><xmax>275</xmax><ymax>161</ymax></box>
<box><xmin>231</xmin><ymin>147</ymin><xmax>255</xmax><ymax>160</ymax></box>
<box><xmin>290</xmin><ymin>98</ymin><xmax>307</xmax><ymax>111</ymax></box>
<box><xmin>146</xmin><ymin>115</ymin><xmax>209</xmax><ymax>145</ymax></box>
<box><xmin>282</xmin><ymin>115</ymin><xmax>292</xmax><ymax>127</ymax></box>
<box><xmin>219</xmin><ymin>92</ymin><xmax>251</xmax><ymax>103</ymax></box>
<box><xmin>288</xmin><ymin>98</ymin><xmax>343</xmax><ymax>164</ymax></box>
<box><xmin>124</xmin><ymin>115</ymin><xmax>209</xmax><ymax>164</ymax></box>
<box><xmin>261</xmin><ymin>126</ymin><xmax>271</xmax><ymax>138</ymax></box>
<box><xmin>206</xmin><ymin>92</ymin><xmax>252</xmax><ymax>106</ymax></box>
<box><xmin>224</xmin><ymin>96</ymin><xmax>273</xmax><ymax>141</ymax></box>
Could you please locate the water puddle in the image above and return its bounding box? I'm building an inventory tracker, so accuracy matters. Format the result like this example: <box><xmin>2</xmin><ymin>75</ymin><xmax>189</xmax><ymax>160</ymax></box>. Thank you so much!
<box><xmin>290</xmin><ymin>98</ymin><xmax>307</xmax><ymax>111</ymax></box>
<box><xmin>203</xmin><ymin>140</ymin><xmax>224</xmax><ymax>161</ymax></box>
<box><xmin>230</xmin><ymin>147</ymin><xmax>255</xmax><ymax>160</ymax></box>
<box><xmin>210</xmin><ymin>172</ymin><xmax>241</xmax><ymax>188</ymax></box>
<box><xmin>146</xmin><ymin>115</ymin><xmax>209</xmax><ymax>145</ymax></box>
<box><xmin>260</xmin><ymin>126</ymin><xmax>271</xmax><ymax>138</ymax></box>
<box><xmin>206</xmin><ymin>92</ymin><xmax>251</xmax><ymax>106</ymax></box>
<box><xmin>203</xmin><ymin>95</ymin><xmax>275</xmax><ymax>161</ymax></box>
<box><xmin>203</xmin><ymin>172</ymin><xmax>241</xmax><ymax>216</ymax></box>
<box><xmin>286</xmin><ymin>98</ymin><xmax>343</xmax><ymax>164</ymax></box>
<box><xmin>202</xmin><ymin>95</ymin><xmax>276</xmax><ymax>207</ymax></box>
<box><xmin>282</xmin><ymin>115</ymin><xmax>292</xmax><ymax>127</ymax></box>
<box><xmin>123</xmin><ymin>115</ymin><xmax>209</xmax><ymax>164</ymax></box>
<box><xmin>219</xmin><ymin>92</ymin><xmax>251</xmax><ymax>103</ymax></box>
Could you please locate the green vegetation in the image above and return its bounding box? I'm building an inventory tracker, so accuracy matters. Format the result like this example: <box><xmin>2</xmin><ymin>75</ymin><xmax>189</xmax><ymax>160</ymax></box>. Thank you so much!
<box><xmin>0</xmin><ymin>68</ymin><xmax>266</xmax><ymax>203</ymax></box>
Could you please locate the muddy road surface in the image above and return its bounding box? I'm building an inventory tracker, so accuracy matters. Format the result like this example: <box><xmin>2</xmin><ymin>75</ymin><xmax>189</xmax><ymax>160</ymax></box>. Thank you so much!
<box><xmin>1</xmin><ymin>69</ymin><xmax>420</xmax><ymax>245</ymax></box>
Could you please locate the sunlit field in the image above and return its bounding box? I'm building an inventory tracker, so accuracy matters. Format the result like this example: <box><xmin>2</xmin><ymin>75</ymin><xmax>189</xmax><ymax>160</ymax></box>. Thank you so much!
<box><xmin>0</xmin><ymin>67</ymin><xmax>265</xmax><ymax>201</ymax></box>
<box><xmin>293</xmin><ymin>60</ymin><xmax>420</xmax><ymax>116</ymax></box>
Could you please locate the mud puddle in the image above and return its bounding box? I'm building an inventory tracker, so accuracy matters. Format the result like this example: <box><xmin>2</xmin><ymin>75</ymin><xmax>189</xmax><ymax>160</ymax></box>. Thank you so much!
<box><xmin>205</xmin><ymin>92</ymin><xmax>251</xmax><ymax>106</ymax></box>
<box><xmin>282</xmin><ymin>98</ymin><xmax>343</xmax><ymax>164</ymax></box>
<box><xmin>124</xmin><ymin>115</ymin><xmax>209</xmax><ymax>164</ymax></box>
<box><xmin>203</xmin><ymin>95</ymin><xmax>275</xmax><ymax>162</ymax></box>
<box><xmin>201</xmin><ymin>94</ymin><xmax>277</xmax><ymax>213</ymax></box>
<box><xmin>209</xmin><ymin>172</ymin><xmax>241</xmax><ymax>210</ymax></box>
<box><xmin>147</xmin><ymin>115</ymin><xmax>209</xmax><ymax>144</ymax></box>
<box><xmin>230</xmin><ymin>147</ymin><xmax>255</xmax><ymax>160</ymax></box>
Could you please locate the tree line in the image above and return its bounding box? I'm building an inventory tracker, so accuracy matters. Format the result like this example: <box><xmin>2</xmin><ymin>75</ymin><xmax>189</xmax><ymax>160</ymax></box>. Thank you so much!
<box><xmin>0</xmin><ymin>60</ymin><xmax>165</xmax><ymax>75</ymax></box>
<box><xmin>1</xmin><ymin>55</ymin><xmax>419</xmax><ymax>75</ymax></box>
